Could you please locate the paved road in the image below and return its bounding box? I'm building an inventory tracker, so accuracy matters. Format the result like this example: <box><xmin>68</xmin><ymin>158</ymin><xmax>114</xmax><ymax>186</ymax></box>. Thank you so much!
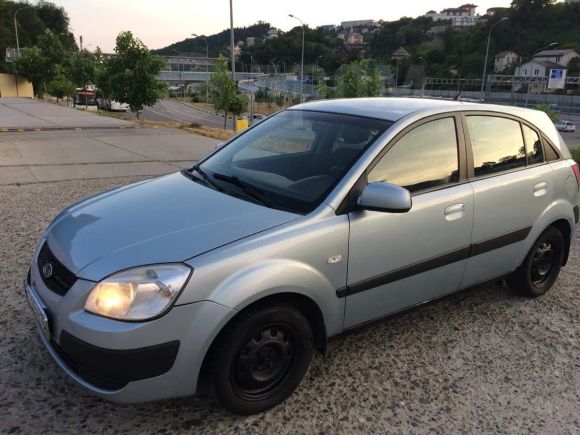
<box><xmin>0</xmin><ymin>176</ymin><xmax>579</xmax><ymax>433</ymax></box>
<box><xmin>0</xmin><ymin>98</ymin><xmax>132</xmax><ymax>130</ymax></box>
<box><xmin>133</xmin><ymin>100</ymin><xmax>232</xmax><ymax>130</ymax></box>
<box><xmin>0</xmin><ymin>128</ymin><xmax>219</xmax><ymax>185</ymax></box>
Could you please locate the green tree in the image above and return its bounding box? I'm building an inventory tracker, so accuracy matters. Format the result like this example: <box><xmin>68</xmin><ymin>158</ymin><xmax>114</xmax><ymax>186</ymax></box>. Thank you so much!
<box><xmin>14</xmin><ymin>29</ymin><xmax>66</xmax><ymax>95</ymax></box>
<box><xmin>336</xmin><ymin>60</ymin><xmax>382</xmax><ymax>98</ymax></box>
<box><xmin>68</xmin><ymin>50</ymin><xmax>96</xmax><ymax>91</ymax></box>
<box><xmin>104</xmin><ymin>31</ymin><xmax>165</xmax><ymax>117</ymax></box>
<box><xmin>210</xmin><ymin>55</ymin><xmax>237</xmax><ymax>129</ymax></box>
<box><xmin>47</xmin><ymin>69</ymin><xmax>75</xmax><ymax>102</ymax></box>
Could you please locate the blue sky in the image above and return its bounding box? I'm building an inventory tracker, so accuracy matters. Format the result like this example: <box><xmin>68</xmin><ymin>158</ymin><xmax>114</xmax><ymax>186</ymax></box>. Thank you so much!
<box><xmin>52</xmin><ymin>0</ymin><xmax>516</xmax><ymax>52</ymax></box>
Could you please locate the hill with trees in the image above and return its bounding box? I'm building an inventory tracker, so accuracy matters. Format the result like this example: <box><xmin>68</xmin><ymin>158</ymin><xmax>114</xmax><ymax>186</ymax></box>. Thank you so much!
<box><xmin>0</xmin><ymin>0</ymin><xmax>76</xmax><ymax>71</ymax></box>
<box><xmin>155</xmin><ymin>0</ymin><xmax>580</xmax><ymax>83</ymax></box>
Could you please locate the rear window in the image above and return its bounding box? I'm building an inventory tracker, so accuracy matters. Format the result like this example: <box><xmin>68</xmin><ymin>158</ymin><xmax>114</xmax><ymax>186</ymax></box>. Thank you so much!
<box><xmin>467</xmin><ymin>116</ymin><xmax>526</xmax><ymax>177</ymax></box>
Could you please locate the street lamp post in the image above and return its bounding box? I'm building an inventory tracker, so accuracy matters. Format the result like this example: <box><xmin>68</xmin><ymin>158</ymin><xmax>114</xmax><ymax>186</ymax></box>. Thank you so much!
<box><xmin>14</xmin><ymin>6</ymin><xmax>32</xmax><ymax>56</ymax></box>
<box><xmin>192</xmin><ymin>34</ymin><xmax>209</xmax><ymax>104</ymax></box>
<box><xmin>525</xmin><ymin>42</ymin><xmax>558</xmax><ymax>107</ymax></box>
<box><xmin>480</xmin><ymin>17</ymin><xmax>508</xmax><ymax>100</ymax></box>
<box><xmin>229</xmin><ymin>0</ymin><xmax>235</xmax><ymax>81</ymax></box>
<box><xmin>289</xmin><ymin>14</ymin><xmax>305</xmax><ymax>103</ymax></box>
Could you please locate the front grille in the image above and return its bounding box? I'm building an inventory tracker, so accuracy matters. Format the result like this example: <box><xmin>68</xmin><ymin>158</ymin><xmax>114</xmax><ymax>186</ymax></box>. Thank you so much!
<box><xmin>37</xmin><ymin>242</ymin><xmax>76</xmax><ymax>296</ymax></box>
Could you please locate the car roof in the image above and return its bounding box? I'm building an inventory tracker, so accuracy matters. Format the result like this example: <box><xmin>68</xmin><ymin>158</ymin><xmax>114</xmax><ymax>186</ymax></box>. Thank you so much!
<box><xmin>293</xmin><ymin>97</ymin><xmax>467</xmax><ymax>121</ymax></box>
<box><xmin>291</xmin><ymin>97</ymin><xmax>571</xmax><ymax>158</ymax></box>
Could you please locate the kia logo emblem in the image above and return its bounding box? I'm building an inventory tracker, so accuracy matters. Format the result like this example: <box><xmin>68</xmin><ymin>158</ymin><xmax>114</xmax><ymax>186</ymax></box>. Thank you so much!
<box><xmin>42</xmin><ymin>263</ymin><xmax>54</xmax><ymax>279</ymax></box>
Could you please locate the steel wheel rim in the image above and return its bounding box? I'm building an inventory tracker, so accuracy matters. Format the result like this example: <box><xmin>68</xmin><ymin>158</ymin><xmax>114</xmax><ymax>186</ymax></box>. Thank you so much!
<box><xmin>232</xmin><ymin>324</ymin><xmax>296</xmax><ymax>401</ymax></box>
<box><xmin>531</xmin><ymin>240</ymin><xmax>556</xmax><ymax>286</ymax></box>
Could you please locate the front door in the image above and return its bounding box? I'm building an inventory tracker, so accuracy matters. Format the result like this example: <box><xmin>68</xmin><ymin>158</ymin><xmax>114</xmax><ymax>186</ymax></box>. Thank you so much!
<box><xmin>343</xmin><ymin>116</ymin><xmax>474</xmax><ymax>328</ymax></box>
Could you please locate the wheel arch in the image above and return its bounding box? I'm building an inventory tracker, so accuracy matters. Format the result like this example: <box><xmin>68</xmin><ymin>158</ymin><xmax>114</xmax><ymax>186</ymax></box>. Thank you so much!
<box><xmin>549</xmin><ymin>218</ymin><xmax>573</xmax><ymax>266</ymax></box>
<box><xmin>196</xmin><ymin>291</ymin><xmax>327</xmax><ymax>393</ymax></box>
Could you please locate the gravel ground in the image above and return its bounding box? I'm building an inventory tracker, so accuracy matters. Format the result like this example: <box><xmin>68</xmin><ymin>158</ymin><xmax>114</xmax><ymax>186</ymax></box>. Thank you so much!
<box><xmin>1</xmin><ymin>176</ymin><xmax>579</xmax><ymax>434</ymax></box>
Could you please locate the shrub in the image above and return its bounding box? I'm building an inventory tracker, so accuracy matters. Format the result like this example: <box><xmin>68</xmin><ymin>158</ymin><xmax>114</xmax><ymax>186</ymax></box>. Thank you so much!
<box><xmin>571</xmin><ymin>148</ymin><xmax>580</xmax><ymax>165</ymax></box>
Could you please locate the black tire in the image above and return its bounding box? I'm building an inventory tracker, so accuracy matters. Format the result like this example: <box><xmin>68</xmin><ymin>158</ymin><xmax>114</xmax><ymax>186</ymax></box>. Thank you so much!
<box><xmin>507</xmin><ymin>226</ymin><xmax>565</xmax><ymax>297</ymax></box>
<box><xmin>209</xmin><ymin>304</ymin><xmax>313</xmax><ymax>415</ymax></box>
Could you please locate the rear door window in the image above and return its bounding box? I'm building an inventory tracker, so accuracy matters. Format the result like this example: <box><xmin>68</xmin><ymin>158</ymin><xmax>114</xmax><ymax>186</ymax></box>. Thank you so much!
<box><xmin>466</xmin><ymin>116</ymin><xmax>526</xmax><ymax>177</ymax></box>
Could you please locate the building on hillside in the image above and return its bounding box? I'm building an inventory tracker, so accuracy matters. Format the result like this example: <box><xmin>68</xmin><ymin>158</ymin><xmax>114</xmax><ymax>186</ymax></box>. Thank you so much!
<box><xmin>320</xmin><ymin>24</ymin><xmax>337</xmax><ymax>32</ymax></box>
<box><xmin>515</xmin><ymin>60</ymin><xmax>565</xmax><ymax>79</ymax></box>
<box><xmin>340</xmin><ymin>20</ymin><xmax>377</xmax><ymax>30</ymax></box>
<box><xmin>534</xmin><ymin>49</ymin><xmax>579</xmax><ymax>68</ymax></box>
<box><xmin>425</xmin><ymin>4</ymin><xmax>480</xmax><ymax>27</ymax></box>
<box><xmin>346</xmin><ymin>33</ymin><xmax>364</xmax><ymax>46</ymax></box>
<box><xmin>246</xmin><ymin>37</ymin><xmax>256</xmax><ymax>47</ymax></box>
<box><xmin>494</xmin><ymin>50</ymin><xmax>520</xmax><ymax>72</ymax></box>
<box><xmin>266</xmin><ymin>28</ymin><xmax>279</xmax><ymax>39</ymax></box>
<box><xmin>337</xmin><ymin>33</ymin><xmax>346</xmax><ymax>40</ymax></box>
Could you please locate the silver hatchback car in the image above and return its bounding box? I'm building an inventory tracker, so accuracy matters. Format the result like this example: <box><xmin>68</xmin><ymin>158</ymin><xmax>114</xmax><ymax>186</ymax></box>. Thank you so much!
<box><xmin>26</xmin><ymin>98</ymin><xmax>579</xmax><ymax>414</ymax></box>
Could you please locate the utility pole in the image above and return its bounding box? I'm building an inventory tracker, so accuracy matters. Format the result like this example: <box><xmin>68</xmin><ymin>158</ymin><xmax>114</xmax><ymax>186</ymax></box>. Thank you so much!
<box><xmin>289</xmin><ymin>14</ymin><xmax>305</xmax><ymax>103</ymax></box>
<box><xmin>480</xmin><ymin>17</ymin><xmax>508</xmax><ymax>100</ymax></box>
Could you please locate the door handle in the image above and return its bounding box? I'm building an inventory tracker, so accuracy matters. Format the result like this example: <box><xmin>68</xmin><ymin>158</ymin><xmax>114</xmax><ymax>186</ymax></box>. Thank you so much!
<box><xmin>533</xmin><ymin>182</ymin><xmax>547</xmax><ymax>197</ymax></box>
<box><xmin>444</xmin><ymin>203</ymin><xmax>465</xmax><ymax>221</ymax></box>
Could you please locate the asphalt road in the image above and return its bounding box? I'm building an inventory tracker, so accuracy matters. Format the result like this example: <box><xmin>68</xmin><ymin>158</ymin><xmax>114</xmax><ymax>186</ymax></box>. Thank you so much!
<box><xmin>1</xmin><ymin>175</ymin><xmax>579</xmax><ymax>433</ymax></box>
<box><xmin>0</xmin><ymin>127</ymin><xmax>219</xmax><ymax>185</ymax></box>
<box><xmin>132</xmin><ymin>100</ymin><xmax>232</xmax><ymax>130</ymax></box>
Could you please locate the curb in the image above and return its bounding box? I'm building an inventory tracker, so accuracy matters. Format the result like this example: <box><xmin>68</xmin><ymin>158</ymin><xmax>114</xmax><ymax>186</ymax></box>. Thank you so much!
<box><xmin>0</xmin><ymin>125</ymin><xmax>136</xmax><ymax>133</ymax></box>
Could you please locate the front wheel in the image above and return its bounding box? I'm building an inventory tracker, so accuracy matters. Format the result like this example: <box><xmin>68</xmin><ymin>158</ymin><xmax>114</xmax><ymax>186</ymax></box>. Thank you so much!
<box><xmin>209</xmin><ymin>304</ymin><xmax>313</xmax><ymax>415</ymax></box>
<box><xmin>507</xmin><ymin>226</ymin><xmax>565</xmax><ymax>297</ymax></box>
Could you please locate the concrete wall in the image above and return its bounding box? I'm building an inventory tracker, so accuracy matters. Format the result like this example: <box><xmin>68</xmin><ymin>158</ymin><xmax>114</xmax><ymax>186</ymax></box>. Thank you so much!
<box><xmin>0</xmin><ymin>74</ymin><xmax>34</xmax><ymax>98</ymax></box>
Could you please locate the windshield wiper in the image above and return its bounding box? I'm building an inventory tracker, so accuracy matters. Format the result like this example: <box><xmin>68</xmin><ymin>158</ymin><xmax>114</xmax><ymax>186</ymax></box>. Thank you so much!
<box><xmin>184</xmin><ymin>165</ymin><xmax>222</xmax><ymax>191</ymax></box>
<box><xmin>212</xmin><ymin>172</ymin><xmax>272</xmax><ymax>207</ymax></box>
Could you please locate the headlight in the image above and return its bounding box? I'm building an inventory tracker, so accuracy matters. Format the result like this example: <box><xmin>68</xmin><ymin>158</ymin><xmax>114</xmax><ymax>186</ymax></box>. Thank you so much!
<box><xmin>84</xmin><ymin>264</ymin><xmax>191</xmax><ymax>321</ymax></box>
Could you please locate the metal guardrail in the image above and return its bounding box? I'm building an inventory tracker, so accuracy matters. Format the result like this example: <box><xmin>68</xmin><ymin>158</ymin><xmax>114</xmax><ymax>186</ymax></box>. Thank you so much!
<box><xmin>239</xmin><ymin>75</ymin><xmax>319</xmax><ymax>98</ymax></box>
<box><xmin>158</xmin><ymin>71</ymin><xmax>263</xmax><ymax>82</ymax></box>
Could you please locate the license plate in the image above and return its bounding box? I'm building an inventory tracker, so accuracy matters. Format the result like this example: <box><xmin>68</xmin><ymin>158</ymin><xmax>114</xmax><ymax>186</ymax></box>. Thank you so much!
<box><xmin>25</xmin><ymin>285</ymin><xmax>50</xmax><ymax>340</ymax></box>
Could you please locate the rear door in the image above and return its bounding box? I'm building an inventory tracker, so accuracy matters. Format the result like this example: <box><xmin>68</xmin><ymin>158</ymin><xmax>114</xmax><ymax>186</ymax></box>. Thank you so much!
<box><xmin>460</xmin><ymin>113</ymin><xmax>554</xmax><ymax>287</ymax></box>
<box><xmin>343</xmin><ymin>115</ymin><xmax>474</xmax><ymax>328</ymax></box>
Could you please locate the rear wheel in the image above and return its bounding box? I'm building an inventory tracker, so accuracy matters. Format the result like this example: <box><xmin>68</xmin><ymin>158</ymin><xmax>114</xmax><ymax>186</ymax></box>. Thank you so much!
<box><xmin>209</xmin><ymin>304</ymin><xmax>313</xmax><ymax>415</ymax></box>
<box><xmin>507</xmin><ymin>226</ymin><xmax>565</xmax><ymax>297</ymax></box>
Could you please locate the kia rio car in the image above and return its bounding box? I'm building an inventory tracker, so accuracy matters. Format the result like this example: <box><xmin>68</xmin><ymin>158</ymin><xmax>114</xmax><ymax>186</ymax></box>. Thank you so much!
<box><xmin>25</xmin><ymin>98</ymin><xmax>579</xmax><ymax>414</ymax></box>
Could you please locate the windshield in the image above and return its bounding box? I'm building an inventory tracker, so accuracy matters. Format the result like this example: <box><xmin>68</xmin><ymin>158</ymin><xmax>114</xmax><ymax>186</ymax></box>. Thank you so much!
<box><xmin>195</xmin><ymin>110</ymin><xmax>392</xmax><ymax>214</ymax></box>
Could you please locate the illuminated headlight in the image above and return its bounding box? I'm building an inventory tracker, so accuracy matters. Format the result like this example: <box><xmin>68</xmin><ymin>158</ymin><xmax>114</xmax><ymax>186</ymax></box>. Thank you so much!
<box><xmin>84</xmin><ymin>264</ymin><xmax>192</xmax><ymax>321</ymax></box>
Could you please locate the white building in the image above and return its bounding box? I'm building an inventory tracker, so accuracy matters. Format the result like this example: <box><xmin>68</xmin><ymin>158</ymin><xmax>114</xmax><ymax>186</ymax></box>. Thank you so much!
<box><xmin>266</xmin><ymin>28</ymin><xmax>279</xmax><ymax>39</ymax></box>
<box><xmin>515</xmin><ymin>60</ymin><xmax>564</xmax><ymax>78</ymax></box>
<box><xmin>534</xmin><ymin>49</ymin><xmax>579</xmax><ymax>68</ymax></box>
<box><xmin>425</xmin><ymin>4</ymin><xmax>480</xmax><ymax>27</ymax></box>
<box><xmin>494</xmin><ymin>50</ymin><xmax>520</xmax><ymax>72</ymax></box>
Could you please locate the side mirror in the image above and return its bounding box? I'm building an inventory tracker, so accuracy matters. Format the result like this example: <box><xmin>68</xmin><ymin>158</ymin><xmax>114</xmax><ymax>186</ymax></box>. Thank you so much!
<box><xmin>357</xmin><ymin>182</ymin><xmax>412</xmax><ymax>213</ymax></box>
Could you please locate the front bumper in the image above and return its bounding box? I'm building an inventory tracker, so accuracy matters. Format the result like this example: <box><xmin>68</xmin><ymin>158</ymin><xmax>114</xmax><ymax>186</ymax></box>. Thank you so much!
<box><xmin>25</xmin><ymin>267</ymin><xmax>236</xmax><ymax>403</ymax></box>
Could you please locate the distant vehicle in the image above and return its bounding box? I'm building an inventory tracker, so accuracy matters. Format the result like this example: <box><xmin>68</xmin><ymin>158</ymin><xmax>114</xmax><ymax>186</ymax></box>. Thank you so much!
<box><xmin>97</xmin><ymin>97</ymin><xmax>130</xmax><ymax>112</ymax></box>
<box><xmin>555</xmin><ymin>120</ymin><xmax>576</xmax><ymax>133</ymax></box>
<box><xmin>245</xmin><ymin>113</ymin><xmax>266</xmax><ymax>123</ymax></box>
<box><xmin>74</xmin><ymin>89</ymin><xmax>97</xmax><ymax>107</ymax></box>
<box><xmin>25</xmin><ymin>98</ymin><xmax>579</xmax><ymax>415</ymax></box>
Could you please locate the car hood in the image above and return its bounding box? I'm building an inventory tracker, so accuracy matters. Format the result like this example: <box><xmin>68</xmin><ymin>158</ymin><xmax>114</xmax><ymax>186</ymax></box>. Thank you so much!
<box><xmin>45</xmin><ymin>172</ymin><xmax>300</xmax><ymax>281</ymax></box>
